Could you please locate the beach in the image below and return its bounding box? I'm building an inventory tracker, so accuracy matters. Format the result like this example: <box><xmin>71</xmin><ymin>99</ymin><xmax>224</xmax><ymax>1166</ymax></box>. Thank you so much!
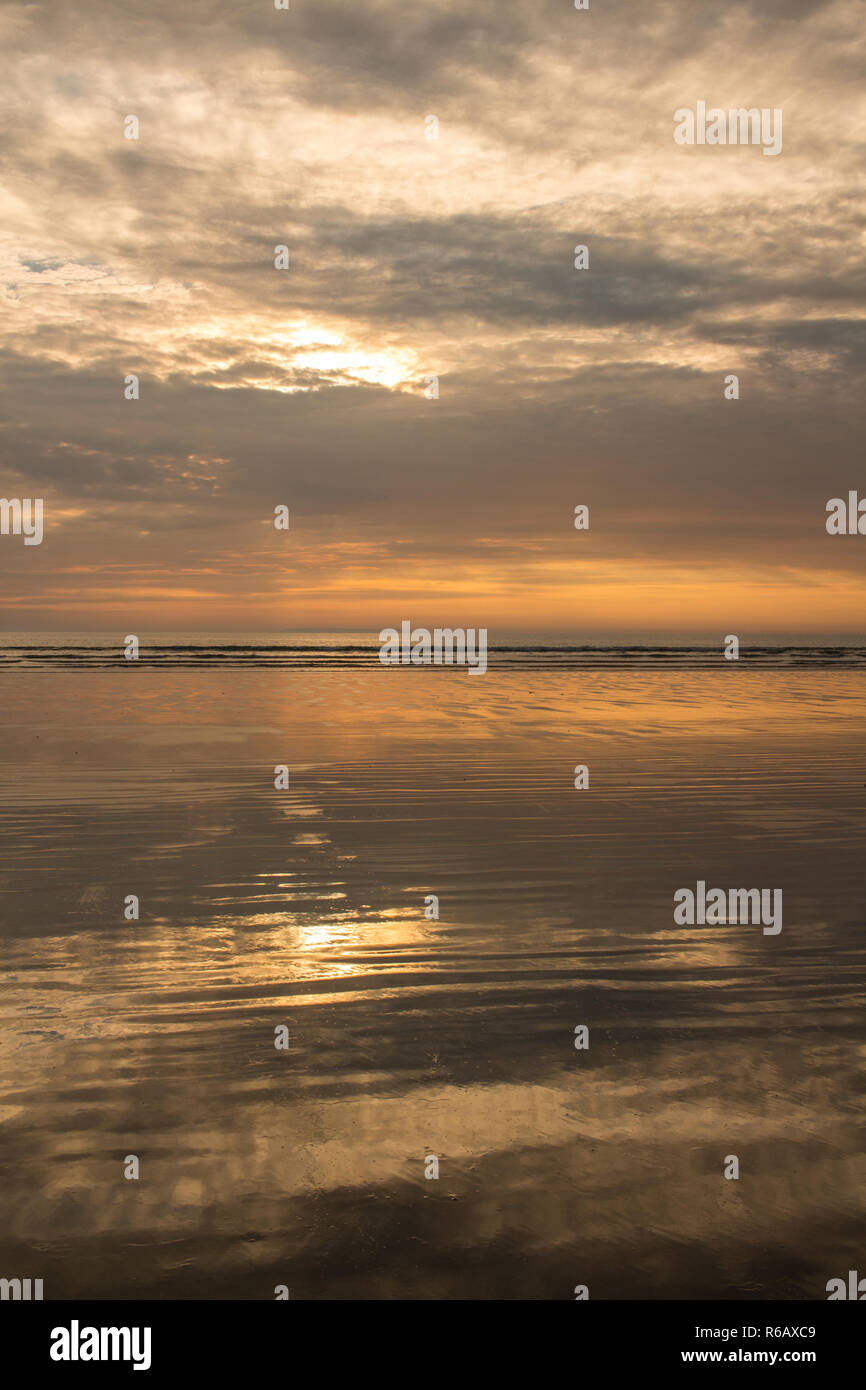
<box><xmin>1</xmin><ymin>654</ymin><xmax>864</xmax><ymax>1298</ymax></box>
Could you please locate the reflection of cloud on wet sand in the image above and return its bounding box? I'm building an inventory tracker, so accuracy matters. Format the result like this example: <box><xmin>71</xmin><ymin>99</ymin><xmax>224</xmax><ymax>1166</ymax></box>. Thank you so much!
<box><xmin>0</xmin><ymin>665</ymin><xmax>864</xmax><ymax>1295</ymax></box>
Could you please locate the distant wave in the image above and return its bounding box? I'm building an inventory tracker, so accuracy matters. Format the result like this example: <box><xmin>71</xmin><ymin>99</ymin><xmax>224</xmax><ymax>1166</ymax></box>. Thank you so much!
<box><xmin>1</xmin><ymin>644</ymin><xmax>865</xmax><ymax>669</ymax></box>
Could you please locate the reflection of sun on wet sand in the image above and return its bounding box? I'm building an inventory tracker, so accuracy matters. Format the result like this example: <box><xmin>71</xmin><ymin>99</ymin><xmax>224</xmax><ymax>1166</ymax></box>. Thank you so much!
<box><xmin>0</xmin><ymin>664</ymin><xmax>864</xmax><ymax>1297</ymax></box>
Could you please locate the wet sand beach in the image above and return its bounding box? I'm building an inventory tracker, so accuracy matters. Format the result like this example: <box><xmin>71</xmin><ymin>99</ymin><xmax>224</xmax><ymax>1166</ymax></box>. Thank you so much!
<box><xmin>1</xmin><ymin>657</ymin><xmax>864</xmax><ymax>1298</ymax></box>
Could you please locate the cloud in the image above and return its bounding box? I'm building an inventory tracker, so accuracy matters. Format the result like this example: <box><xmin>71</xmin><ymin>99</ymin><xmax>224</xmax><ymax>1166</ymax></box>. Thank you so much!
<box><xmin>0</xmin><ymin>0</ymin><xmax>863</xmax><ymax>632</ymax></box>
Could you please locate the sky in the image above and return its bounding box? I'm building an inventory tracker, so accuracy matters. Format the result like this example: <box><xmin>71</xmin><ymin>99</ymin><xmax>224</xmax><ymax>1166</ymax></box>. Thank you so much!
<box><xmin>0</xmin><ymin>0</ymin><xmax>864</xmax><ymax>637</ymax></box>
